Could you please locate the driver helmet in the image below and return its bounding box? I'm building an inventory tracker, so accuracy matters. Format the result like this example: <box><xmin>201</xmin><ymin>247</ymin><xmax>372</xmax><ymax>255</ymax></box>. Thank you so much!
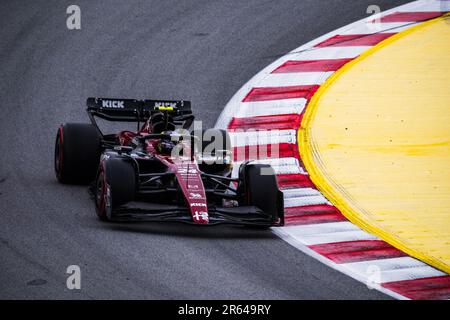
<box><xmin>157</xmin><ymin>131</ymin><xmax>176</xmax><ymax>155</ymax></box>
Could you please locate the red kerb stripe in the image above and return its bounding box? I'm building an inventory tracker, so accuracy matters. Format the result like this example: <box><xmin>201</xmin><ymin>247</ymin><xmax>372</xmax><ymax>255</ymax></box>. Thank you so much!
<box><xmin>233</xmin><ymin>143</ymin><xmax>298</xmax><ymax>161</ymax></box>
<box><xmin>284</xmin><ymin>204</ymin><xmax>340</xmax><ymax>216</ymax></box>
<box><xmin>374</xmin><ymin>11</ymin><xmax>444</xmax><ymax>22</ymax></box>
<box><xmin>228</xmin><ymin>114</ymin><xmax>301</xmax><ymax>131</ymax></box>
<box><xmin>285</xmin><ymin>212</ymin><xmax>346</xmax><ymax>225</ymax></box>
<box><xmin>284</xmin><ymin>205</ymin><xmax>346</xmax><ymax>225</ymax></box>
<box><xmin>314</xmin><ymin>33</ymin><xmax>395</xmax><ymax>47</ymax></box>
<box><xmin>272</xmin><ymin>58</ymin><xmax>353</xmax><ymax>73</ymax></box>
<box><xmin>309</xmin><ymin>240</ymin><xmax>407</xmax><ymax>263</ymax></box>
<box><xmin>276</xmin><ymin>174</ymin><xmax>314</xmax><ymax>189</ymax></box>
<box><xmin>242</xmin><ymin>85</ymin><xmax>319</xmax><ymax>102</ymax></box>
<box><xmin>382</xmin><ymin>276</ymin><xmax>450</xmax><ymax>300</ymax></box>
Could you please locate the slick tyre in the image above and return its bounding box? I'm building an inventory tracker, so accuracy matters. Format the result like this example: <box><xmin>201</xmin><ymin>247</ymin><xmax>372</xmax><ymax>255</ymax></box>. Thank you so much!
<box><xmin>95</xmin><ymin>158</ymin><xmax>136</xmax><ymax>221</ymax></box>
<box><xmin>54</xmin><ymin>123</ymin><xmax>101</xmax><ymax>184</ymax></box>
<box><xmin>245</xmin><ymin>163</ymin><xmax>281</xmax><ymax>224</ymax></box>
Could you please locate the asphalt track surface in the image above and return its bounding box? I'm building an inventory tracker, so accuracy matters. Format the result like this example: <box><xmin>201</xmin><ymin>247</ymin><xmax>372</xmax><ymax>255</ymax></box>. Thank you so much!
<box><xmin>0</xmin><ymin>0</ymin><xmax>410</xmax><ymax>299</ymax></box>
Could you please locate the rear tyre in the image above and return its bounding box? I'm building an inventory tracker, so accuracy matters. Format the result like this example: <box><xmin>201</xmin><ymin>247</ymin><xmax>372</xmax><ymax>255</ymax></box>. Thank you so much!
<box><xmin>54</xmin><ymin>123</ymin><xmax>101</xmax><ymax>184</ymax></box>
<box><xmin>243</xmin><ymin>163</ymin><xmax>283</xmax><ymax>226</ymax></box>
<box><xmin>95</xmin><ymin>158</ymin><xmax>136</xmax><ymax>221</ymax></box>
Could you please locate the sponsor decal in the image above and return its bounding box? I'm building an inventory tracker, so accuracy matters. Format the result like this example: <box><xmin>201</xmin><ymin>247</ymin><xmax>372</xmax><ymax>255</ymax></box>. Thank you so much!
<box><xmin>102</xmin><ymin>100</ymin><xmax>125</xmax><ymax>109</ymax></box>
<box><xmin>154</xmin><ymin>102</ymin><xmax>177</xmax><ymax>108</ymax></box>
<box><xmin>189</xmin><ymin>193</ymin><xmax>202</xmax><ymax>199</ymax></box>
<box><xmin>179</xmin><ymin>175</ymin><xmax>200</xmax><ymax>180</ymax></box>
<box><xmin>193</xmin><ymin>211</ymin><xmax>208</xmax><ymax>220</ymax></box>
<box><xmin>190</xmin><ymin>203</ymin><xmax>207</xmax><ymax>207</ymax></box>
<box><xmin>178</xmin><ymin>168</ymin><xmax>198</xmax><ymax>174</ymax></box>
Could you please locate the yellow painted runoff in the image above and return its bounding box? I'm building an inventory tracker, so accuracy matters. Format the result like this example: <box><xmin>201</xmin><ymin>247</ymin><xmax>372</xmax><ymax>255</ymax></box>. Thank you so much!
<box><xmin>300</xmin><ymin>15</ymin><xmax>450</xmax><ymax>273</ymax></box>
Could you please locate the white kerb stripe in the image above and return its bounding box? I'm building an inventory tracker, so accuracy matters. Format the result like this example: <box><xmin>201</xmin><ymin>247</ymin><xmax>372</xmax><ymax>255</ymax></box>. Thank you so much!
<box><xmin>344</xmin><ymin>256</ymin><xmax>426</xmax><ymax>271</ymax></box>
<box><xmin>283</xmin><ymin>188</ymin><xmax>331</xmax><ymax>207</ymax></box>
<box><xmin>284</xmin><ymin>230</ymin><xmax>378</xmax><ymax>246</ymax></box>
<box><xmin>378</xmin><ymin>266</ymin><xmax>447</xmax><ymax>283</ymax></box>
<box><xmin>256</xmin><ymin>72</ymin><xmax>333</xmax><ymax>87</ymax></box>
<box><xmin>283</xmin><ymin>188</ymin><xmax>331</xmax><ymax>206</ymax></box>
<box><xmin>229</xmin><ymin>130</ymin><xmax>296</xmax><ymax>147</ymax></box>
<box><xmin>284</xmin><ymin>195</ymin><xmax>330</xmax><ymax>208</ymax></box>
<box><xmin>339</xmin><ymin>22</ymin><xmax>420</xmax><ymax>35</ymax></box>
<box><xmin>396</xmin><ymin>1</ymin><xmax>450</xmax><ymax>12</ymax></box>
<box><xmin>341</xmin><ymin>257</ymin><xmax>447</xmax><ymax>283</ymax></box>
<box><xmin>232</xmin><ymin>157</ymin><xmax>305</xmax><ymax>177</ymax></box>
<box><xmin>234</xmin><ymin>157</ymin><xmax>301</xmax><ymax>169</ymax></box>
<box><xmin>288</xmin><ymin>46</ymin><xmax>370</xmax><ymax>61</ymax></box>
<box><xmin>234</xmin><ymin>98</ymin><xmax>307</xmax><ymax>118</ymax></box>
<box><xmin>284</xmin><ymin>221</ymin><xmax>361</xmax><ymax>236</ymax></box>
<box><xmin>283</xmin><ymin>187</ymin><xmax>324</xmax><ymax>198</ymax></box>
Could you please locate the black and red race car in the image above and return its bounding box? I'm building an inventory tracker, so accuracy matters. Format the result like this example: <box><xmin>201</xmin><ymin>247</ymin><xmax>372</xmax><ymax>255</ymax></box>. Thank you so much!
<box><xmin>54</xmin><ymin>98</ymin><xmax>284</xmax><ymax>226</ymax></box>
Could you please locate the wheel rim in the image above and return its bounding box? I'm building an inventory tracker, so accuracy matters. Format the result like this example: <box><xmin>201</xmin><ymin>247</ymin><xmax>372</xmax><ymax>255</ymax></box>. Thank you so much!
<box><xmin>96</xmin><ymin>172</ymin><xmax>106</xmax><ymax>215</ymax></box>
<box><xmin>96</xmin><ymin>168</ymin><xmax>113</xmax><ymax>220</ymax></box>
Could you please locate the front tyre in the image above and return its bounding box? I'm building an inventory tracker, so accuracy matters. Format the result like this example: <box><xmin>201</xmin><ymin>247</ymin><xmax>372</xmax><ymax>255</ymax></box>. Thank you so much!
<box><xmin>95</xmin><ymin>158</ymin><xmax>136</xmax><ymax>221</ymax></box>
<box><xmin>242</xmin><ymin>163</ymin><xmax>284</xmax><ymax>226</ymax></box>
<box><xmin>54</xmin><ymin>123</ymin><xmax>101</xmax><ymax>184</ymax></box>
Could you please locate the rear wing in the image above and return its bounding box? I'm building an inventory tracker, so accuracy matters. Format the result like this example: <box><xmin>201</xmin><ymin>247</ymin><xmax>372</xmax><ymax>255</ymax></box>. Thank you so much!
<box><xmin>86</xmin><ymin>97</ymin><xmax>194</xmax><ymax>131</ymax></box>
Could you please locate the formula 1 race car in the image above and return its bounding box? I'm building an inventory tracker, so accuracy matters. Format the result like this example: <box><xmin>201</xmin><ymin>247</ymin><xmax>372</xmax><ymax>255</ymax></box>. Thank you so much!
<box><xmin>54</xmin><ymin>98</ymin><xmax>284</xmax><ymax>226</ymax></box>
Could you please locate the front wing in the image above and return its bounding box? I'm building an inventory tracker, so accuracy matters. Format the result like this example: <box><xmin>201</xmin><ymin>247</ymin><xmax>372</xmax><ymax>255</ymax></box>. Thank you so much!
<box><xmin>111</xmin><ymin>201</ymin><xmax>284</xmax><ymax>226</ymax></box>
